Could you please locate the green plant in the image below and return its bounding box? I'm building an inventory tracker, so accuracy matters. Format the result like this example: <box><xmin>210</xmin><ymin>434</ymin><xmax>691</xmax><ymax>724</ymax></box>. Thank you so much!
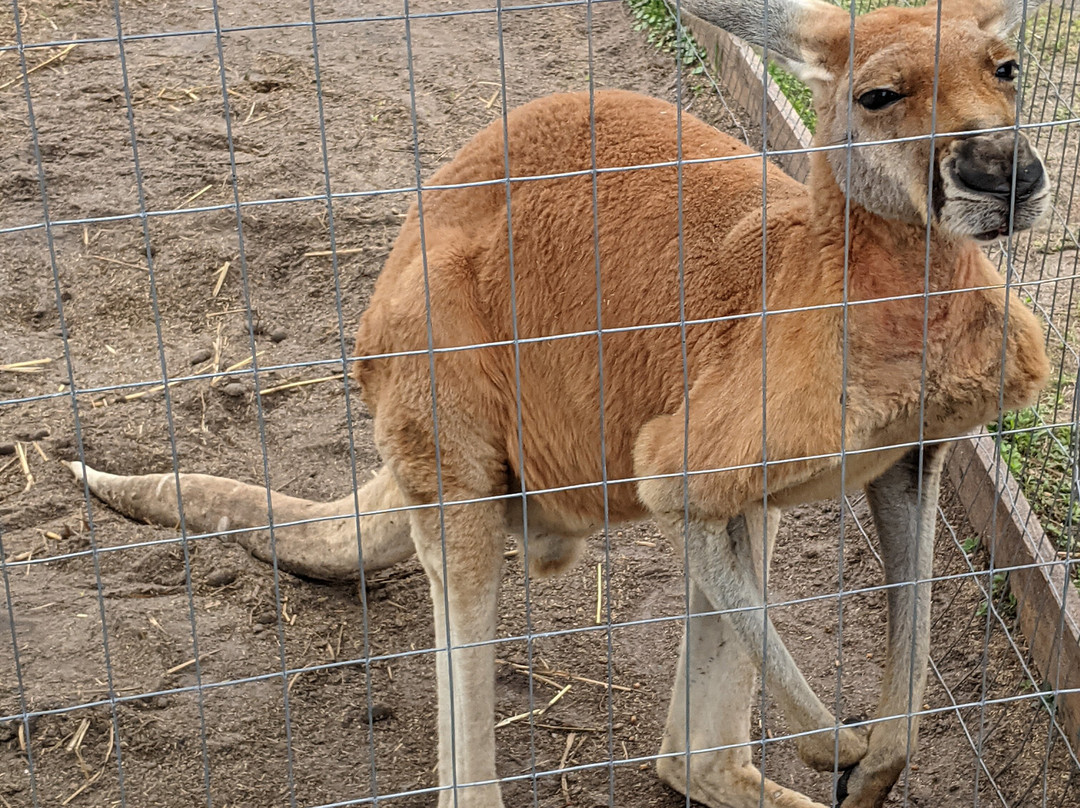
<box><xmin>987</xmin><ymin>392</ymin><xmax>1080</xmax><ymax>595</ymax></box>
<box><xmin>1019</xmin><ymin>675</ymin><xmax>1057</xmax><ymax>711</ymax></box>
<box><xmin>767</xmin><ymin>62</ymin><xmax>816</xmax><ymax>130</ymax></box>
<box><xmin>976</xmin><ymin>571</ymin><xmax>1018</xmax><ymax>619</ymax></box>
<box><xmin>1028</xmin><ymin>3</ymin><xmax>1080</xmax><ymax>59</ymax></box>
<box><xmin>627</xmin><ymin>0</ymin><xmax>707</xmax><ymax>75</ymax></box>
<box><xmin>988</xmin><ymin>399</ymin><xmax>1079</xmax><ymax>547</ymax></box>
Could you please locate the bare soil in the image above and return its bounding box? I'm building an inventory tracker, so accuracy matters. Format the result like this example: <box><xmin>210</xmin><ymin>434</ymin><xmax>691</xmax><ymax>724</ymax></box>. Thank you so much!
<box><xmin>1</xmin><ymin>2</ymin><xmax>1077</xmax><ymax>807</ymax></box>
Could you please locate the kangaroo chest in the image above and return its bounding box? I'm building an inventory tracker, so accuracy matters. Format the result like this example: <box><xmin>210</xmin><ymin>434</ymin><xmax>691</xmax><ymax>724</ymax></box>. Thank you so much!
<box><xmin>771</xmin><ymin>260</ymin><xmax>1033</xmax><ymax>505</ymax></box>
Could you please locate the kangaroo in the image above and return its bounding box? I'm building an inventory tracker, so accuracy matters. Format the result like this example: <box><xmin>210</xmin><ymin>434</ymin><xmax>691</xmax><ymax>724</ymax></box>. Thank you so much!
<box><xmin>70</xmin><ymin>1</ymin><xmax>1051</xmax><ymax>806</ymax></box>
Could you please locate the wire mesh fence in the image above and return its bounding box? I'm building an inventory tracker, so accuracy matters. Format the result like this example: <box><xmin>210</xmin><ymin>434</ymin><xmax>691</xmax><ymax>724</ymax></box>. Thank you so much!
<box><xmin>1</xmin><ymin>1</ymin><xmax>1078</xmax><ymax>807</ymax></box>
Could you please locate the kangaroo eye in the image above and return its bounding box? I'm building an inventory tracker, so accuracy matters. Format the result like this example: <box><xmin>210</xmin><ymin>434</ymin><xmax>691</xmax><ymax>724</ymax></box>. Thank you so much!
<box><xmin>857</xmin><ymin>89</ymin><xmax>904</xmax><ymax>111</ymax></box>
<box><xmin>995</xmin><ymin>59</ymin><xmax>1019</xmax><ymax>81</ymax></box>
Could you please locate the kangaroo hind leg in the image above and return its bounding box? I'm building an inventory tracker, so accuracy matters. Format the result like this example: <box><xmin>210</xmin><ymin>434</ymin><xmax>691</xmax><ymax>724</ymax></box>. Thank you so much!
<box><xmin>657</xmin><ymin>504</ymin><xmax>828</xmax><ymax>808</ymax></box>
<box><xmin>838</xmin><ymin>444</ymin><xmax>946</xmax><ymax>808</ymax></box>
<box><xmin>374</xmin><ymin>378</ymin><xmax>511</xmax><ymax>808</ymax></box>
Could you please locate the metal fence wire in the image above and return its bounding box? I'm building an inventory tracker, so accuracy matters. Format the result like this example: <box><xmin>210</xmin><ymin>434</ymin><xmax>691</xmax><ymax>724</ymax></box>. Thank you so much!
<box><xmin>2</xmin><ymin>0</ymin><xmax>1079</xmax><ymax>807</ymax></box>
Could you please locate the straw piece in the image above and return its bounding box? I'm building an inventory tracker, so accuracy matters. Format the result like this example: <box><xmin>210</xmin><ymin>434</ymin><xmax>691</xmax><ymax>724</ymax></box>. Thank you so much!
<box><xmin>206</xmin><ymin>307</ymin><xmax>248</xmax><ymax>317</ymax></box>
<box><xmin>287</xmin><ymin>670</ymin><xmax>304</xmax><ymax>694</ymax></box>
<box><xmin>101</xmin><ymin>723</ymin><xmax>114</xmax><ymax>766</ymax></box>
<box><xmin>303</xmin><ymin>247</ymin><xmax>364</xmax><ymax>258</ymax></box>
<box><xmin>496</xmin><ymin>659</ymin><xmax>562</xmax><ymax>690</ymax></box>
<box><xmin>66</xmin><ymin>718</ymin><xmax>90</xmax><ymax>754</ymax></box>
<box><xmin>61</xmin><ymin>721</ymin><xmax>111</xmax><ymax>808</ymax></box>
<box><xmin>88</xmin><ymin>254</ymin><xmax>146</xmax><ymax>271</ymax></box>
<box><xmin>60</xmin><ymin>767</ymin><xmax>103</xmax><ymax>806</ymax></box>
<box><xmin>178</xmin><ymin>184</ymin><xmax>212</xmax><ymax>208</ymax></box>
<box><xmin>494</xmin><ymin>683</ymin><xmax>571</xmax><ymax>728</ymax></box>
<box><xmin>0</xmin><ymin>44</ymin><xmax>77</xmax><ymax>91</ymax></box>
<box><xmin>595</xmin><ymin>562</ymin><xmax>603</xmax><ymax>624</ymax></box>
<box><xmin>121</xmin><ymin>379</ymin><xmax>179</xmax><ymax>402</ymax></box>
<box><xmin>258</xmin><ymin>373</ymin><xmax>343</xmax><ymax>396</ymax></box>
<box><xmin>212</xmin><ymin>261</ymin><xmax>231</xmax><ymax>297</ymax></box>
<box><xmin>559</xmin><ymin>731</ymin><xmax>576</xmax><ymax>804</ymax></box>
<box><xmin>15</xmin><ymin>443</ymin><xmax>33</xmax><ymax>491</ymax></box>
<box><xmin>501</xmin><ymin>659</ymin><xmax>632</xmax><ymax>693</ymax></box>
<box><xmin>211</xmin><ymin>351</ymin><xmax>264</xmax><ymax>387</ymax></box>
<box><xmin>166</xmin><ymin>648</ymin><xmax>221</xmax><ymax>675</ymax></box>
<box><xmin>0</xmin><ymin>357</ymin><xmax>52</xmax><ymax>373</ymax></box>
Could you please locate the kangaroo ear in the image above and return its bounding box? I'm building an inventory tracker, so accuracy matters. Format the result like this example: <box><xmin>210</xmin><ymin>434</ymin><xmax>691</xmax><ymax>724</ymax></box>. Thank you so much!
<box><xmin>685</xmin><ymin>0</ymin><xmax>850</xmax><ymax>83</ymax></box>
<box><xmin>941</xmin><ymin>0</ymin><xmax>1048</xmax><ymax>36</ymax></box>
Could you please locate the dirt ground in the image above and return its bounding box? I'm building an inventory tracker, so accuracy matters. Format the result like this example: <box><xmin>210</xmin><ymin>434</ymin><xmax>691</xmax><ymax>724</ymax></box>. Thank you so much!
<box><xmin>2</xmin><ymin>1</ymin><xmax>1078</xmax><ymax>807</ymax></box>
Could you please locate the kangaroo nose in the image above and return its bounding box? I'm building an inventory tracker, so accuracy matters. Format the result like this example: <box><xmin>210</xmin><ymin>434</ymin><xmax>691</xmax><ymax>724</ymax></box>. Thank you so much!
<box><xmin>954</xmin><ymin>131</ymin><xmax>1045</xmax><ymax>200</ymax></box>
<box><xmin>1013</xmin><ymin>155</ymin><xmax>1045</xmax><ymax>199</ymax></box>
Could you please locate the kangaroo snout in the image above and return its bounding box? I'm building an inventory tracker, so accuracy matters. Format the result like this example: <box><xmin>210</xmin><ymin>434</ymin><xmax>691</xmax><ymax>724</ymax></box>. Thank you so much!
<box><xmin>937</xmin><ymin>128</ymin><xmax>1050</xmax><ymax>240</ymax></box>
<box><xmin>953</xmin><ymin>130</ymin><xmax>1045</xmax><ymax>201</ymax></box>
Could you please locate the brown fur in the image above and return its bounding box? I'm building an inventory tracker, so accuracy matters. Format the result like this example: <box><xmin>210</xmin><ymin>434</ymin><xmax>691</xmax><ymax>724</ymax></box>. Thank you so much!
<box><xmin>355</xmin><ymin>85</ymin><xmax>1046</xmax><ymax>534</ymax></box>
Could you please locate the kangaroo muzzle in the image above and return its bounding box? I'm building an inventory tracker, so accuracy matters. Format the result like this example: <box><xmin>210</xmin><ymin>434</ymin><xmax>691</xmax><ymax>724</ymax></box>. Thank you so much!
<box><xmin>953</xmin><ymin>130</ymin><xmax>1045</xmax><ymax>202</ymax></box>
<box><xmin>937</xmin><ymin>129</ymin><xmax>1050</xmax><ymax>240</ymax></box>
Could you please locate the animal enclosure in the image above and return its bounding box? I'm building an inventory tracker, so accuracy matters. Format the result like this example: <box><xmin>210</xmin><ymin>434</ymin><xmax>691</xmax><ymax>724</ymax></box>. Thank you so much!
<box><xmin>2</xmin><ymin>1</ymin><xmax>1079</xmax><ymax>807</ymax></box>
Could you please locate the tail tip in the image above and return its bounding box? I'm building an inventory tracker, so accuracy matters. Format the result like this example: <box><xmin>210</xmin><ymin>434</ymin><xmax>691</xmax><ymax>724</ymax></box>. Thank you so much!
<box><xmin>67</xmin><ymin>460</ymin><xmax>88</xmax><ymax>482</ymax></box>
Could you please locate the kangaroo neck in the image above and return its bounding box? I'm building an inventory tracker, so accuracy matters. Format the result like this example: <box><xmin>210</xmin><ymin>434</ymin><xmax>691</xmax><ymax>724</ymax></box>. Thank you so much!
<box><xmin>801</xmin><ymin>152</ymin><xmax>970</xmax><ymax>300</ymax></box>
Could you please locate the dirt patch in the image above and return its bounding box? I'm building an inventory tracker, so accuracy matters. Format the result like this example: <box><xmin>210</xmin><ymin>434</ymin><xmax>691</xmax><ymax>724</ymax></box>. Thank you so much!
<box><xmin>1</xmin><ymin>1</ymin><xmax>1077</xmax><ymax>807</ymax></box>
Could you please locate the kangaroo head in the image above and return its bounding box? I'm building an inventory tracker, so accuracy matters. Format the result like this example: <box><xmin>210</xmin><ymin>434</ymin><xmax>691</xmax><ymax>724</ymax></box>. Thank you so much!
<box><xmin>688</xmin><ymin>0</ymin><xmax>1050</xmax><ymax>240</ymax></box>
